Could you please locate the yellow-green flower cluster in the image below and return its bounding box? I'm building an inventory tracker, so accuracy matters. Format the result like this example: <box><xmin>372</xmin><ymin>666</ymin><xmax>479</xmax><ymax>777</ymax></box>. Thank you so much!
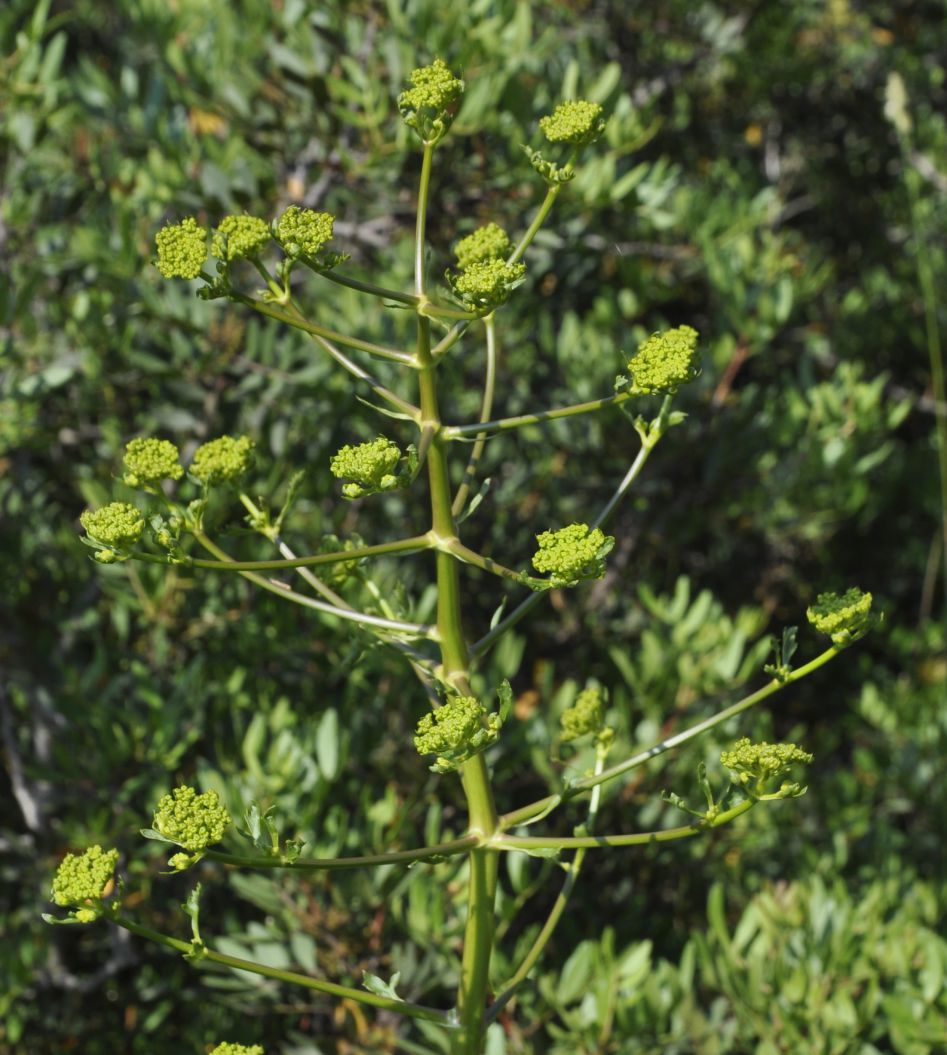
<box><xmin>539</xmin><ymin>100</ymin><xmax>607</xmax><ymax>146</ymax></box>
<box><xmin>454</xmin><ymin>223</ymin><xmax>511</xmax><ymax>268</ymax></box>
<box><xmin>210</xmin><ymin>1044</ymin><xmax>264</xmax><ymax>1055</ymax></box>
<box><xmin>122</xmin><ymin>437</ymin><xmax>184</xmax><ymax>489</ymax></box>
<box><xmin>51</xmin><ymin>845</ymin><xmax>119</xmax><ymax>908</ymax></box>
<box><xmin>330</xmin><ymin>436</ymin><xmax>403</xmax><ymax>499</ymax></box>
<box><xmin>628</xmin><ymin>326</ymin><xmax>700</xmax><ymax>395</ymax></box>
<box><xmin>275</xmin><ymin>206</ymin><xmax>335</xmax><ymax>258</ymax></box>
<box><xmin>152</xmin><ymin>786</ymin><xmax>231</xmax><ymax>851</ymax></box>
<box><xmin>531</xmin><ymin>523</ymin><xmax>614</xmax><ymax>588</ymax></box>
<box><xmin>399</xmin><ymin>58</ymin><xmax>463</xmax><ymax>115</ymax></box>
<box><xmin>414</xmin><ymin>696</ymin><xmax>501</xmax><ymax>773</ymax></box>
<box><xmin>449</xmin><ymin>258</ymin><xmax>526</xmax><ymax>314</ymax></box>
<box><xmin>212</xmin><ymin>214</ymin><xmax>271</xmax><ymax>262</ymax></box>
<box><xmin>81</xmin><ymin>502</ymin><xmax>145</xmax><ymax>551</ymax></box>
<box><xmin>720</xmin><ymin>737</ymin><xmax>812</xmax><ymax>790</ymax></box>
<box><xmin>806</xmin><ymin>588</ymin><xmax>874</xmax><ymax>645</ymax></box>
<box><xmin>155</xmin><ymin>217</ymin><xmax>208</xmax><ymax>280</ymax></box>
<box><xmin>190</xmin><ymin>435</ymin><xmax>254</xmax><ymax>485</ymax></box>
<box><xmin>561</xmin><ymin>686</ymin><xmax>605</xmax><ymax>742</ymax></box>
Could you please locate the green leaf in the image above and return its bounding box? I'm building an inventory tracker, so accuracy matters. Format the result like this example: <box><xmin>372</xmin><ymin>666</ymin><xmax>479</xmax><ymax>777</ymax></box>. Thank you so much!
<box><xmin>362</xmin><ymin>969</ymin><xmax>402</xmax><ymax>1001</ymax></box>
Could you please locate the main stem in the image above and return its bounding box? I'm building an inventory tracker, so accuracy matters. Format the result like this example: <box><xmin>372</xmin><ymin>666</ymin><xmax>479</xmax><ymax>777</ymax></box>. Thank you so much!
<box><xmin>415</xmin><ymin>142</ymin><xmax>499</xmax><ymax>1053</ymax></box>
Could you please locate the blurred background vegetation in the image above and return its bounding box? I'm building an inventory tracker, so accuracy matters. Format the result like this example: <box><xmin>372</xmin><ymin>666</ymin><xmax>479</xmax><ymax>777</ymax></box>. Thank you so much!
<box><xmin>2</xmin><ymin>1</ymin><xmax>946</xmax><ymax>1052</ymax></box>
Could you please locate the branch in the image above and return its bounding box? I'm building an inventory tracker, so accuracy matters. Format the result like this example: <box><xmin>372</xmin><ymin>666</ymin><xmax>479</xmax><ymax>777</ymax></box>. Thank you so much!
<box><xmin>234</xmin><ymin>292</ymin><xmax>420</xmax><ymax>420</ymax></box>
<box><xmin>205</xmin><ymin>834</ymin><xmax>479</xmax><ymax>871</ymax></box>
<box><xmin>444</xmin><ymin>390</ymin><xmax>633</xmax><ymax>441</ymax></box>
<box><xmin>493</xmin><ymin>799</ymin><xmax>755</xmax><ymax>852</ymax></box>
<box><xmin>487</xmin><ymin>741</ymin><xmax>608</xmax><ymax>1022</ymax></box>
<box><xmin>188</xmin><ymin>534</ymin><xmax>432</xmax><ymax>573</ymax></box>
<box><xmin>499</xmin><ymin>645</ymin><xmax>841</xmax><ymax>830</ymax></box>
<box><xmin>471</xmin><ymin>435</ymin><xmax>658</xmax><ymax>660</ymax></box>
<box><xmin>113</xmin><ymin>916</ymin><xmax>450</xmax><ymax>1025</ymax></box>
<box><xmin>241</xmin><ymin>294</ymin><xmax>416</xmax><ymax>366</ymax></box>
<box><xmin>452</xmin><ymin>313</ymin><xmax>498</xmax><ymax>518</ymax></box>
<box><xmin>192</xmin><ymin>530</ymin><xmax>437</xmax><ymax>639</ymax></box>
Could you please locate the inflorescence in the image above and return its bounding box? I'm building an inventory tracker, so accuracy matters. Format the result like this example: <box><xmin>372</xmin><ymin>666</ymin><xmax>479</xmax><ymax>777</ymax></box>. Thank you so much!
<box><xmin>51</xmin><ymin>845</ymin><xmax>119</xmax><ymax>920</ymax></box>
<box><xmin>122</xmin><ymin>437</ymin><xmax>184</xmax><ymax>490</ymax></box>
<box><xmin>448</xmin><ymin>258</ymin><xmax>526</xmax><ymax>314</ymax></box>
<box><xmin>398</xmin><ymin>59</ymin><xmax>464</xmax><ymax>143</ymax></box>
<box><xmin>531</xmin><ymin>523</ymin><xmax>614</xmax><ymax>588</ymax></box>
<box><xmin>155</xmin><ymin>217</ymin><xmax>208</xmax><ymax>280</ymax></box>
<box><xmin>212</xmin><ymin>214</ymin><xmax>272</xmax><ymax>262</ymax></box>
<box><xmin>330</xmin><ymin>436</ymin><xmax>406</xmax><ymax>499</ymax></box>
<box><xmin>627</xmin><ymin>326</ymin><xmax>700</xmax><ymax>395</ymax></box>
<box><xmin>560</xmin><ymin>686</ymin><xmax>606</xmax><ymax>742</ymax></box>
<box><xmin>80</xmin><ymin>502</ymin><xmax>145</xmax><ymax>562</ymax></box>
<box><xmin>539</xmin><ymin>100</ymin><xmax>607</xmax><ymax>146</ymax></box>
<box><xmin>190</xmin><ymin>435</ymin><xmax>255</xmax><ymax>486</ymax></box>
<box><xmin>720</xmin><ymin>738</ymin><xmax>813</xmax><ymax>796</ymax></box>
<box><xmin>275</xmin><ymin>206</ymin><xmax>335</xmax><ymax>260</ymax></box>
<box><xmin>151</xmin><ymin>785</ymin><xmax>231</xmax><ymax>852</ymax></box>
<box><xmin>414</xmin><ymin>696</ymin><xmax>502</xmax><ymax>773</ymax></box>
<box><xmin>806</xmin><ymin>588</ymin><xmax>874</xmax><ymax>646</ymax></box>
<box><xmin>209</xmin><ymin>1045</ymin><xmax>265</xmax><ymax>1055</ymax></box>
<box><xmin>454</xmin><ymin>223</ymin><xmax>512</xmax><ymax>268</ymax></box>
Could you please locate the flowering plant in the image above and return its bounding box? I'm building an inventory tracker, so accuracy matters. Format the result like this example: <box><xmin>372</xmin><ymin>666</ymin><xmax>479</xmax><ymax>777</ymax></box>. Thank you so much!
<box><xmin>52</xmin><ymin>61</ymin><xmax>876</xmax><ymax>1055</ymax></box>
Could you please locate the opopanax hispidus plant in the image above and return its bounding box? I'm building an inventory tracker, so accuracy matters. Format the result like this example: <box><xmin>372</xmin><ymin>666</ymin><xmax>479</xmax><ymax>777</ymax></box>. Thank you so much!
<box><xmin>49</xmin><ymin>61</ymin><xmax>878</xmax><ymax>1055</ymax></box>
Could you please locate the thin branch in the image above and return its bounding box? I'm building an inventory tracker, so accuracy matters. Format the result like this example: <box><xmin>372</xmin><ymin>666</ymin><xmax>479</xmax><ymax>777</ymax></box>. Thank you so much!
<box><xmin>499</xmin><ymin>645</ymin><xmax>841</xmax><ymax>830</ymax></box>
<box><xmin>113</xmin><ymin>916</ymin><xmax>451</xmax><ymax>1025</ymax></box>
<box><xmin>452</xmin><ymin>313</ymin><xmax>498</xmax><ymax>517</ymax></box>
<box><xmin>445</xmin><ymin>390</ymin><xmax>633</xmax><ymax>441</ymax></box>
<box><xmin>206</xmin><ymin>834</ymin><xmax>479</xmax><ymax>872</ymax></box>
<box><xmin>192</xmin><ymin>531</ymin><xmax>436</xmax><ymax>639</ymax></box>
<box><xmin>493</xmin><ymin>799</ymin><xmax>755</xmax><ymax>852</ymax></box>
<box><xmin>189</xmin><ymin>534</ymin><xmax>432</xmax><ymax>573</ymax></box>
<box><xmin>241</xmin><ymin>294</ymin><xmax>416</xmax><ymax>366</ymax></box>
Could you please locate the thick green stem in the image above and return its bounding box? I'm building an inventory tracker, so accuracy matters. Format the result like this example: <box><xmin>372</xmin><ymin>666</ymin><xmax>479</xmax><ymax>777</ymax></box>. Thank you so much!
<box><xmin>415</xmin><ymin>154</ymin><xmax>499</xmax><ymax>1041</ymax></box>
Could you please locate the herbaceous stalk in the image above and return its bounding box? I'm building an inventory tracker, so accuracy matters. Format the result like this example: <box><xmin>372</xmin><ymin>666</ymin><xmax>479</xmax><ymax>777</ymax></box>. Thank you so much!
<box><xmin>50</xmin><ymin>60</ymin><xmax>880</xmax><ymax>1055</ymax></box>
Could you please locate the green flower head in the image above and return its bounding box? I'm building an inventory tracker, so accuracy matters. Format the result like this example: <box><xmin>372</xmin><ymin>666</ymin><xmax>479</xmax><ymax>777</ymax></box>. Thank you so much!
<box><xmin>330</xmin><ymin>436</ymin><xmax>403</xmax><ymax>499</ymax></box>
<box><xmin>398</xmin><ymin>59</ymin><xmax>464</xmax><ymax>142</ymax></box>
<box><xmin>806</xmin><ymin>588</ymin><xmax>874</xmax><ymax>645</ymax></box>
<box><xmin>561</xmin><ymin>686</ymin><xmax>605</xmax><ymax>742</ymax></box>
<box><xmin>80</xmin><ymin>502</ymin><xmax>145</xmax><ymax>550</ymax></box>
<box><xmin>448</xmin><ymin>259</ymin><xmax>526</xmax><ymax>313</ymax></box>
<box><xmin>122</xmin><ymin>437</ymin><xmax>184</xmax><ymax>489</ymax></box>
<box><xmin>414</xmin><ymin>696</ymin><xmax>501</xmax><ymax>774</ymax></box>
<box><xmin>275</xmin><ymin>206</ymin><xmax>335</xmax><ymax>259</ymax></box>
<box><xmin>51</xmin><ymin>845</ymin><xmax>119</xmax><ymax>908</ymax></box>
<box><xmin>539</xmin><ymin>100</ymin><xmax>607</xmax><ymax>147</ymax></box>
<box><xmin>152</xmin><ymin>785</ymin><xmax>231</xmax><ymax>852</ymax></box>
<box><xmin>454</xmin><ymin>223</ymin><xmax>511</xmax><ymax>269</ymax></box>
<box><xmin>628</xmin><ymin>326</ymin><xmax>700</xmax><ymax>395</ymax></box>
<box><xmin>155</xmin><ymin>217</ymin><xmax>208</xmax><ymax>280</ymax></box>
<box><xmin>212</xmin><ymin>214</ymin><xmax>271</xmax><ymax>262</ymax></box>
<box><xmin>720</xmin><ymin>737</ymin><xmax>813</xmax><ymax>791</ymax></box>
<box><xmin>190</xmin><ymin>435</ymin><xmax>254</xmax><ymax>486</ymax></box>
<box><xmin>210</xmin><ymin>1045</ymin><xmax>264</xmax><ymax>1055</ymax></box>
<box><xmin>531</xmin><ymin>523</ymin><xmax>615</xmax><ymax>588</ymax></box>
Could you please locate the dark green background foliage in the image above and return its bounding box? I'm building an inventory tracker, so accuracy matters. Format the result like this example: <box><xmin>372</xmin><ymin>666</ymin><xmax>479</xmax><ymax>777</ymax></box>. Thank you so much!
<box><xmin>2</xmin><ymin>1</ymin><xmax>945</xmax><ymax>1052</ymax></box>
